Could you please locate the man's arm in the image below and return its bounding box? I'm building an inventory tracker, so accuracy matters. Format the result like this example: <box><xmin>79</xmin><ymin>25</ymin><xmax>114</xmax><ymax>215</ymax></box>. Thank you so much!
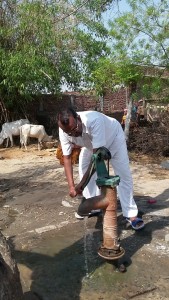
<box><xmin>63</xmin><ymin>155</ymin><xmax>77</xmax><ymax>197</ymax></box>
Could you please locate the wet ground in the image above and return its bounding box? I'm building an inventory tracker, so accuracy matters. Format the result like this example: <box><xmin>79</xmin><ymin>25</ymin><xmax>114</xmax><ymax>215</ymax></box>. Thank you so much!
<box><xmin>0</xmin><ymin>147</ymin><xmax>169</xmax><ymax>300</ymax></box>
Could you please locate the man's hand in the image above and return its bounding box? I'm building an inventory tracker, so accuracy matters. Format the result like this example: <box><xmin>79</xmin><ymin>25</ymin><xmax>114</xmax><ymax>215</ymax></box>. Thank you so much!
<box><xmin>75</xmin><ymin>183</ymin><xmax>83</xmax><ymax>195</ymax></box>
<box><xmin>69</xmin><ymin>186</ymin><xmax>77</xmax><ymax>197</ymax></box>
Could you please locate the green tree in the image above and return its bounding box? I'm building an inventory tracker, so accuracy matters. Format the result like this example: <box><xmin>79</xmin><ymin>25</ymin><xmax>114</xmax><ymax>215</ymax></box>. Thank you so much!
<box><xmin>91</xmin><ymin>56</ymin><xmax>142</xmax><ymax>96</ymax></box>
<box><xmin>107</xmin><ymin>0</ymin><xmax>169</xmax><ymax>101</ymax></box>
<box><xmin>0</xmin><ymin>0</ymin><xmax>114</xmax><ymax>111</ymax></box>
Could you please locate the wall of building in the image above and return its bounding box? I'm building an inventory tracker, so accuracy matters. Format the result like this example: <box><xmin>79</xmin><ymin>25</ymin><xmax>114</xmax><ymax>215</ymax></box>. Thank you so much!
<box><xmin>103</xmin><ymin>87</ymin><xmax>128</xmax><ymax>113</ymax></box>
<box><xmin>24</xmin><ymin>89</ymin><xmax>128</xmax><ymax>137</ymax></box>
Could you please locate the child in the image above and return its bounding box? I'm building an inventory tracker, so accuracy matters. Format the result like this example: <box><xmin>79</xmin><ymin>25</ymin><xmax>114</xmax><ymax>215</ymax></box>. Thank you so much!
<box><xmin>121</xmin><ymin>108</ymin><xmax>127</xmax><ymax>130</ymax></box>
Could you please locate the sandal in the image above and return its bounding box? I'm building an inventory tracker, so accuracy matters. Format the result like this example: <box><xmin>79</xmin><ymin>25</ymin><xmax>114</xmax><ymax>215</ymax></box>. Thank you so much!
<box><xmin>126</xmin><ymin>217</ymin><xmax>144</xmax><ymax>231</ymax></box>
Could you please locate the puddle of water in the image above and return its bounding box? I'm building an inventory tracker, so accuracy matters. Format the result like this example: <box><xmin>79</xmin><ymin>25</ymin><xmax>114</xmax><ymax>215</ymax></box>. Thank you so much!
<box><xmin>83</xmin><ymin>217</ymin><xmax>103</xmax><ymax>280</ymax></box>
<box><xmin>15</xmin><ymin>219</ymin><xmax>104</xmax><ymax>299</ymax></box>
<box><xmin>14</xmin><ymin>218</ymin><xmax>169</xmax><ymax>300</ymax></box>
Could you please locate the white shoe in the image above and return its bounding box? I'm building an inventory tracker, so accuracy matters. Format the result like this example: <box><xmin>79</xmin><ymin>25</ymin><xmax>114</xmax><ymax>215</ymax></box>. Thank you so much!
<box><xmin>75</xmin><ymin>212</ymin><xmax>84</xmax><ymax>220</ymax></box>
<box><xmin>75</xmin><ymin>209</ymin><xmax>102</xmax><ymax>220</ymax></box>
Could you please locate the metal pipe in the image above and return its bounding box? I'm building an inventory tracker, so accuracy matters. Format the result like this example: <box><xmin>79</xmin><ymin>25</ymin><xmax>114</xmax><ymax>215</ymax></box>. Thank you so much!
<box><xmin>102</xmin><ymin>186</ymin><xmax>118</xmax><ymax>249</ymax></box>
<box><xmin>78</xmin><ymin>185</ymin><xmax>125</xmax><ymax>260</ymax></box>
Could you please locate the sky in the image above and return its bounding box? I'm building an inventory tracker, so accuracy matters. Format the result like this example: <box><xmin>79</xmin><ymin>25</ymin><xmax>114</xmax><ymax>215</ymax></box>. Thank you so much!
<box><xmin>102</xmin><ymin>0</ymin><xmax>160</xmax><ymax>27</ymax></box>
<box><xmin>102</xmin><ymin>0</ymin><xmax>131</xmax><ymax>28</ymax></box>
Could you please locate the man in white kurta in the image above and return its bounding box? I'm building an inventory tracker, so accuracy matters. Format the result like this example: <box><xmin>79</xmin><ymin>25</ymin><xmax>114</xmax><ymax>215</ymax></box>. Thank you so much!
<box><xmin>58</xmin><ymin>108</ymin><xmax>144</xmax><ymax>229</ymax></box>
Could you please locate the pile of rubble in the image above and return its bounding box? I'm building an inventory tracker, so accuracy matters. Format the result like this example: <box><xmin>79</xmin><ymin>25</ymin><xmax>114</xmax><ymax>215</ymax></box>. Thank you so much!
<box><xmin>128</xmin><ymin>111</ymin><xmax>169</xmax><ymax>157</ymax></box>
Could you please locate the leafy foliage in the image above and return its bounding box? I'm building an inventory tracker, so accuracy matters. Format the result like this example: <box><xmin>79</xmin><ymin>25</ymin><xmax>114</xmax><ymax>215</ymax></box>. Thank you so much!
<box><xmin>91</xmin><ymin>56</ymin><xmax>143</xmax><ymax>95</ymax></box>
<box><xmin>109</xmin><ymin>0</ymin><xmax>169</xmax><ymax>66</ymax></box>
<box><xmin>0</xmin><ymin>0</ymin><xmax>114</xmax><ymax>109</ymax></box>
<box><xmin>92</xmin><ymin>0</ymin><xmax>169</xmax><ymax>101</ymax></box>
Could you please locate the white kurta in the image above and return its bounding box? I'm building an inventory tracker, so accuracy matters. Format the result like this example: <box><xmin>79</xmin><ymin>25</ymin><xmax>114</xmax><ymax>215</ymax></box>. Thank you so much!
<box><xmin>59</xmin><ymin>111</ymin><xmax>138</xmax><ymax>218</ymax></box>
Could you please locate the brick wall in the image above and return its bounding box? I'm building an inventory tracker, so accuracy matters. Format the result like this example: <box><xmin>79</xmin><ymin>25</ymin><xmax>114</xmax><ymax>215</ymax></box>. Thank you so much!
<box><xmin>20</xmin><ymin>89</ymin><xmax>129</xmax><ymax>136</ymax></box>
<box><xmin>103</xmin><ymin>87</ymin><xmax>129</xmax><ymax>113</ymax></box>
<box><xmin>0</xmin><ymin>89</ymin><xmax>128</xmax><ymax>135</ymax></box>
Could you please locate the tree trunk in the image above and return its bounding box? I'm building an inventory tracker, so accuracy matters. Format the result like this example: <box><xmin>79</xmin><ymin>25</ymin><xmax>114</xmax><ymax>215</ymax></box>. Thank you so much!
<box><xmin>0</xmin><ymin>232</ymin><xmax>24</xmax><ymax>300</ymax></box>
<box><xmin>0</xmin><ymin>99</ymin><xmax>9</xmax><ymax>124</ymax></box>
<box><xmin>124</xmin><ymin>98</ymin><xmax>132</xmax><ymax>141</ymax></box>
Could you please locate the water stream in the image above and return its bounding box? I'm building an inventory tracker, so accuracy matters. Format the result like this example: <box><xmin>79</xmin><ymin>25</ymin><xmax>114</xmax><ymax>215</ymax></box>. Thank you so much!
<box><xmin>83</xmin><ymin>217</ymin><xmax>89</xmax><ymax>278</ymax></box>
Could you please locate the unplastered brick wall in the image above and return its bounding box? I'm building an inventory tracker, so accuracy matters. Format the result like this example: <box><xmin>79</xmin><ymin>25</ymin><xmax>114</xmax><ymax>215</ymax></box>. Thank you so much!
<box><xmin>103</xmin><ymin>87</ymin><xmax>129</xmax><ymax>113</ymax></box>
<box><xmin>25</xmin><ymin>93</ymin><xmax>98</xmax><ymax>136</ymax></box>
<box><xmin>26</xmin><ymin>94</ymin><xmax>71</xmax><ymax>122</ymax></box>
<box><xmin>68</xmin><ymin>88</ymin><xmax>129</xmax><ymax>113</ymax></box>
<box><xmin>73</xmin><ymin>94</ymin><xmax>98</xmax><ymax>111</ymax></box>
<box><xmin>24</xmin><ymin>89</ymin><xmax>128</xmax><ymax>136</ymax></box>
<box><xmin>26</xmin><ymin>88</ymin><xmax>129</xmax><ymax>120</ymax></box>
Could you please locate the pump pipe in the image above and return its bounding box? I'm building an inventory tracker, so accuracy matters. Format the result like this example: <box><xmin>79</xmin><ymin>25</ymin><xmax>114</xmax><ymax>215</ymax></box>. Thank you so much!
<box><xmin>76</xmin><ymin>147</ymin><xmax>125</xmax><ymax>260</ymax></box>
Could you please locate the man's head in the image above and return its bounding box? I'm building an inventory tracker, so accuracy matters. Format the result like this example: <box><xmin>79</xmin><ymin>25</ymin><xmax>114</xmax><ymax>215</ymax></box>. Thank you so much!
<box><xmin>57</xmin><ymin>107</ymin><xmax>82</xmax><ymax>137</ymax></box>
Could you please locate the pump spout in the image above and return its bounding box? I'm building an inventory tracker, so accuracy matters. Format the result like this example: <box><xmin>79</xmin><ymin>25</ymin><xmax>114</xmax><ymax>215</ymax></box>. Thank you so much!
<box><xmin>78</xmin><ymin>190</ymin><xmax>108</xmax><ymax>216</ymax></box>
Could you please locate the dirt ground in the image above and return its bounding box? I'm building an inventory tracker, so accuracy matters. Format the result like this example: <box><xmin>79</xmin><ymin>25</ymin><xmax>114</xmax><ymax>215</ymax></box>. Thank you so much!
<box><xmin>0</xmin><ymin>145</ymin><xmax>169</xmax><ymax>300</ymax></box>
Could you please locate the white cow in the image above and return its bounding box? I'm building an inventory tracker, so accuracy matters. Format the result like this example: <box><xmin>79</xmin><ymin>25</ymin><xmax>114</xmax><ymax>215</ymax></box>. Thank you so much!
<box><xmin>0</xmin><ymin>119</ymin><xmax>30</xmax><ymax>147</ymax></box>
<box><xmin>20</xmin><ymin>124</ymin><xmax>52</xmax><ymax>150</ymax></box>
